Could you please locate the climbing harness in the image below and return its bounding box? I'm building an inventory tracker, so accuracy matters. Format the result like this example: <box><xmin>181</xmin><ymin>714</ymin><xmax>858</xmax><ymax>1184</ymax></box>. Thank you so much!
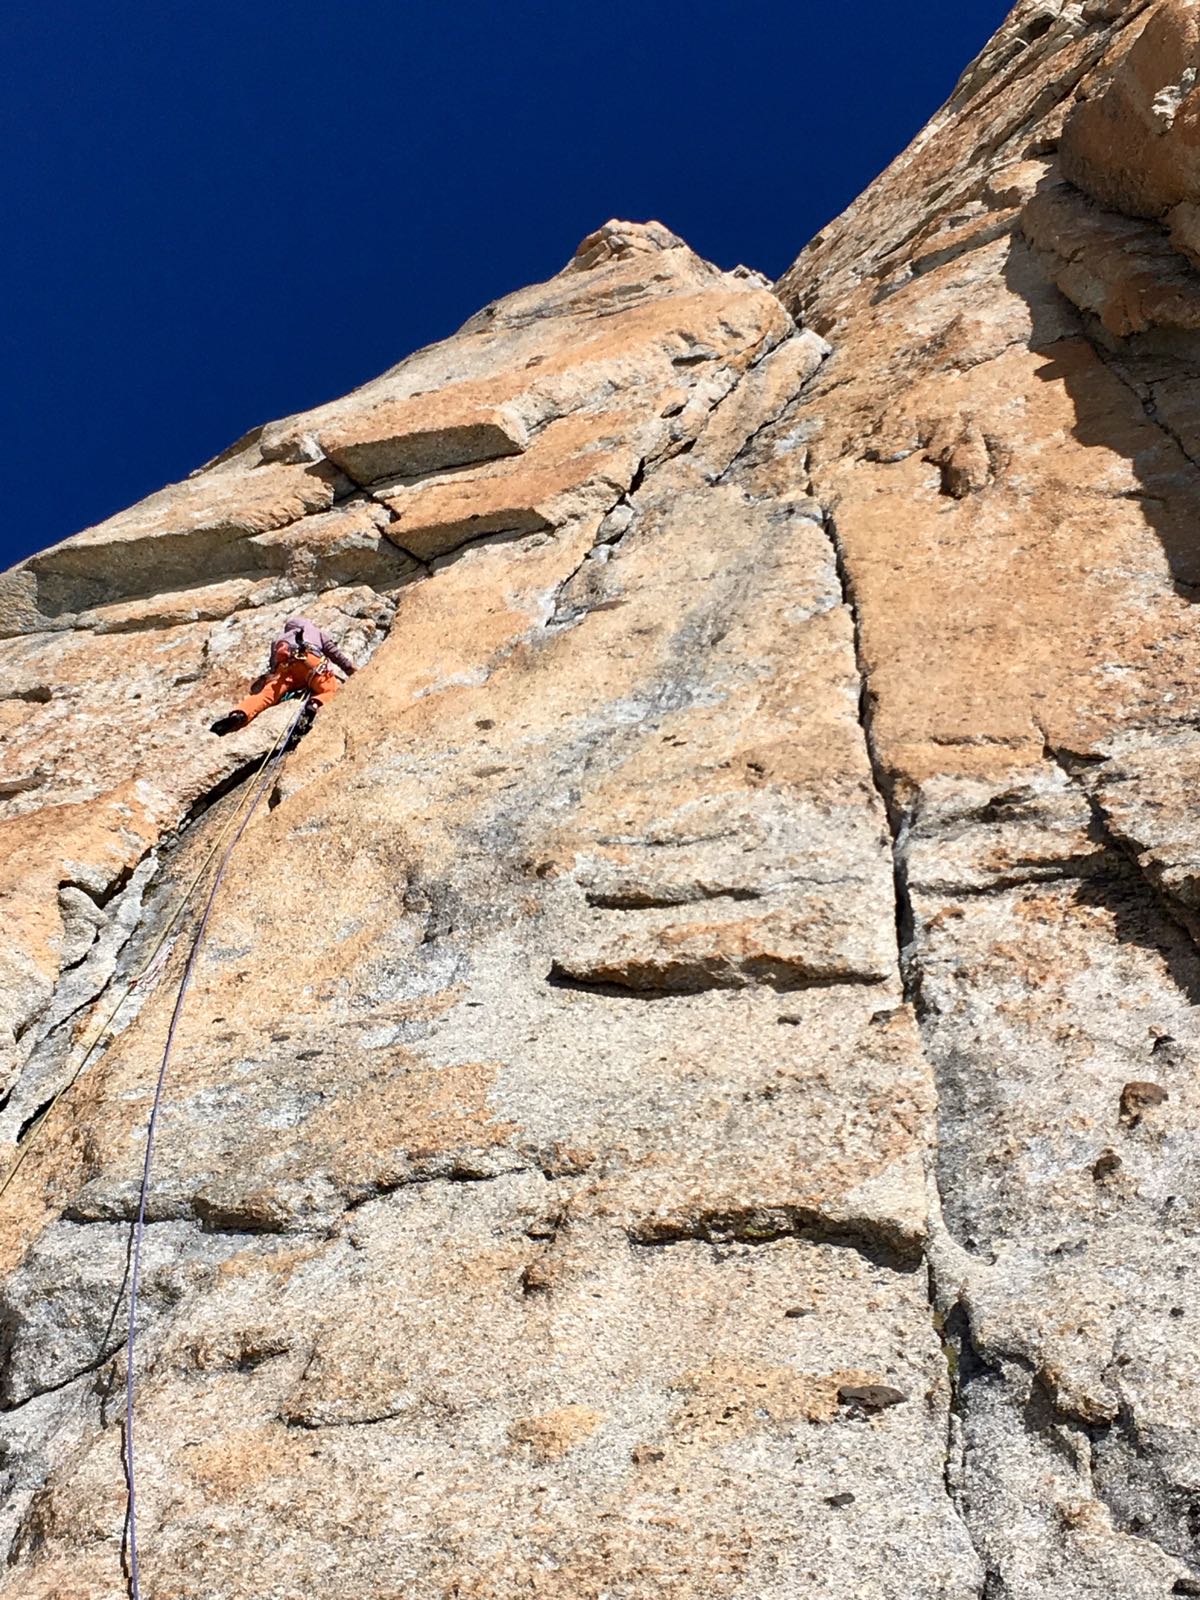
<box><xmin>280</xmin><ymin>650</ymin><xmax>335</xmax><ymax>697</ymax></box>
<box><xmin>124</xmin><ymin>695</ymin><xmax>307</xmax><ymax>1599</ymax></box>
<box><xmin>263</xmin><ymin>644</ymin><xmax>340</xmax><ymax>712</ymax></box>
<box><xmin>294</xmin><ymin>646</ymin><xmax>336</xmax><ymax>689</ymax></box>
<box><xmin>0</xmin><ymin>708</ymin><xmax>303</xmax><ymax>1207</ymax></box>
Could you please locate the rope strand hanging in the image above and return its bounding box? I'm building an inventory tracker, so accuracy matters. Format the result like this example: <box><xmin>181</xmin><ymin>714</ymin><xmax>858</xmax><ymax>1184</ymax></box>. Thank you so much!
<box><xmin>124</xmin><ymin>698</ymin><xmax>307</xmax><ymax>1600</ymax></box>
<box><xmin>0</xmin><ymin>709</ymin><xmax>304</xmax><ymax>1208</ymax></box>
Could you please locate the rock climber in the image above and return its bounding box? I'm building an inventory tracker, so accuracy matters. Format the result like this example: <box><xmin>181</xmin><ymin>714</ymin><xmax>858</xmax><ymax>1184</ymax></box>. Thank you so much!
<box><xmin>209</xmin><ymin>615</ymin><xmax>356</xmax><ymax>737</ymax></box>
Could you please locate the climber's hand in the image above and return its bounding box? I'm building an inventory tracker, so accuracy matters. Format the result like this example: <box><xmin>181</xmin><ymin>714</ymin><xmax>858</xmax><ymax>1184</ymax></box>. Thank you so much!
<box><xmin>210</xmin><ymin>710</ymin><xmax>248</xmax><ymax>737</ymax></box>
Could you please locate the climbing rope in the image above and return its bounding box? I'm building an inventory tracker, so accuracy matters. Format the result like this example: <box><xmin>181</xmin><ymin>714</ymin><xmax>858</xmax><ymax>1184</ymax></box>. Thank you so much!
<box><xmin>124</xmin><ymin>696</ymin><xmax>307</xmax><ymax>1599</ymax></box>
<box><xmin>0</xmin><ymin>710</ymin><xmax>303</xmax><ymax>1207</ymax></box>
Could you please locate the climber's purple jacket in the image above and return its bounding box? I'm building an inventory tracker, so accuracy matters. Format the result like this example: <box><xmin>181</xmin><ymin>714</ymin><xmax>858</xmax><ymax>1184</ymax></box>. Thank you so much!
<box><xmin>270</xmin><ymin>616</ymin><xmax>355</xmax><ymax>676</ymax></box>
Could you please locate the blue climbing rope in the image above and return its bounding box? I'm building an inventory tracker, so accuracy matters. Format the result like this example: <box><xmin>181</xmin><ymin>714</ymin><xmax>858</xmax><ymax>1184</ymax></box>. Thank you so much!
<box><xmin>124</xmin><ymin>699</ymin><xmax>307</xmax><ymax>1599</ymax></box>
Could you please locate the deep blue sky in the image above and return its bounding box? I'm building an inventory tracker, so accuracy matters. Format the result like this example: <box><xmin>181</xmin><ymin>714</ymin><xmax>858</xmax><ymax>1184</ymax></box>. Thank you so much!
<box><xmin>2</xmin><ymin>0</ymin><xmax>1012</xmax><ymax>569</ymax></box>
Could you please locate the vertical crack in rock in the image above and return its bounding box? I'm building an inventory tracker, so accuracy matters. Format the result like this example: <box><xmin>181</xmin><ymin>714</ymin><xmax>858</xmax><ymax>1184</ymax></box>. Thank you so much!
<box><xmin>811</xmin><ymin>490</ymin><xmax>1200</xmax><ymax>1589</ymax></box>
<box><xmin>816</xmin><ymin>505</ymin><xmax>917</xmax><ymax>1004</ymax></box>
<box><xmin>546</xmin><ymin>326</ymin><xmax>831</xmax><ymax>633</ymax></box>
<box><xmin>937</xmin><ymin>1302</ymin><xmax>1007</xmax><ymax>1600</ymax></box>
<box><xmin>808</xmin><ymin>485</ymin><xmax>989</xmax><ymax>1586</ymax></box>
<box><xmin>544</xmin><ymin>459</ymin><xmax>647</xmax><ymax>629</ymax></box>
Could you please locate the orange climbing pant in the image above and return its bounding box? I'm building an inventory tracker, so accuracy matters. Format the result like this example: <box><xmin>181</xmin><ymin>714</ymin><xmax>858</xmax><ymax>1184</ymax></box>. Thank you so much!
<box><xmin>234</xmin><ymin>654</ymin><xmax>341</xmax><ymax>723</ymax></box>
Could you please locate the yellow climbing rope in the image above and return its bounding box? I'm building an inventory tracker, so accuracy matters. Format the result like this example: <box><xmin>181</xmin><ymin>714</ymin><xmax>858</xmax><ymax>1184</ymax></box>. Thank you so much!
<box><xmin>0</xmin><ymin>713</ymin><xmax>299</xmax><ymax>1205</ymax></box>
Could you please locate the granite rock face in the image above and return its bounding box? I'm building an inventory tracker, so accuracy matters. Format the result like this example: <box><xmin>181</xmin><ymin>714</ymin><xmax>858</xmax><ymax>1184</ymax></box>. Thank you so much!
<box><xmin>4</xmin><ymin>7</ymin><xmax>1200</xmax><ymax>1597</ymax></box>
<box><xmin>777</xmin><ymin>2</ymin><xmax>1200</xmax><ymax>1593</ymax></box>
